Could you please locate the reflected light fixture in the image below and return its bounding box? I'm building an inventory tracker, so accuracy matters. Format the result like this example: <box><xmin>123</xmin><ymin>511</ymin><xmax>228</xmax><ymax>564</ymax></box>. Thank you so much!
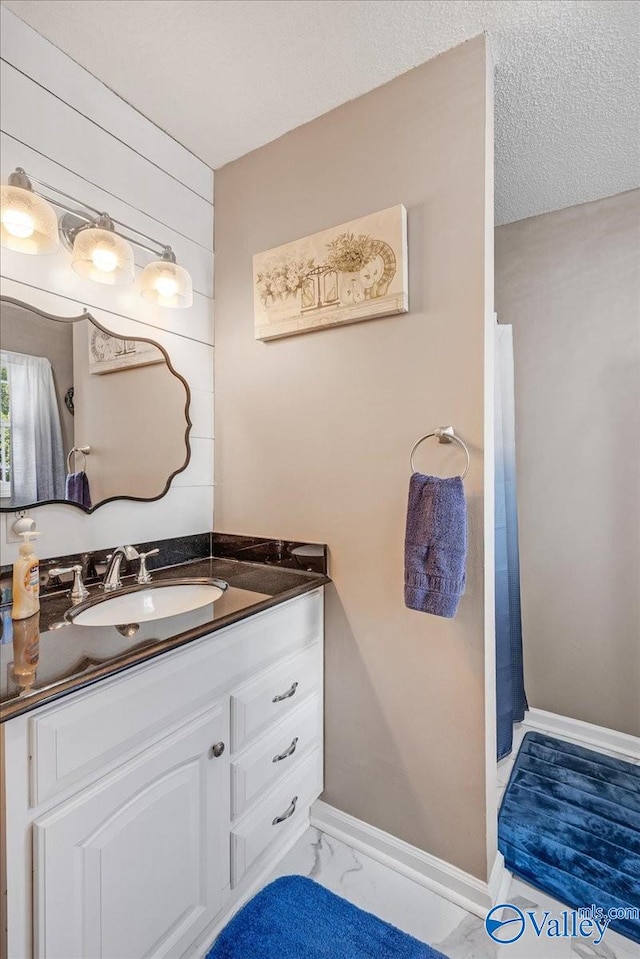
<box><xmin>70</xmin><ymin>213</ymin><xmax>135</xmax><ymax>286</ymax></box>
<box><xmin>1</xmin><ymin>167</ymin><xmax>194</xmax><ymax>309</ymax></box>
<box><xmin>0</xmin><ymin>168</ymin><xmax>59</xmax><ymax>254</ymax></box>
<box><xmin>141</xmin><ymin>247</ymin><xmax>193</xmax><ymax>309</ymax></box>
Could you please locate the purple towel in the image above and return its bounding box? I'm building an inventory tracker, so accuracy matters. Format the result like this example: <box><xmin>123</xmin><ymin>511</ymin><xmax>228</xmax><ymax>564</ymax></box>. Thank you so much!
<box><xmin>65</xmin><ymin>471</ymin><xmax>92</xmax><ymax>509</ymax></box>
<box><xmin>404</xmin><ymin>474</ymin><xmax>467</xmax><ymax>618</ymax></box>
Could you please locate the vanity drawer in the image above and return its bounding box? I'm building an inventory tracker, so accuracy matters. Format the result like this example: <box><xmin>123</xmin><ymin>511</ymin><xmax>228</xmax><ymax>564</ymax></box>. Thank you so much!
<box><xmin>231</xmin><ymin>695</ymin><xmax>321</xmax><ymax>819</ymax></box>
<box><xmin>230</xmin><ymin>643</ymin><xmax>321</xmax><ymax>753</ymax></box>
<box><xmin>231</xmin><ymin>747</ymin><xmax>322</xmax><ymax>887</ymax></box>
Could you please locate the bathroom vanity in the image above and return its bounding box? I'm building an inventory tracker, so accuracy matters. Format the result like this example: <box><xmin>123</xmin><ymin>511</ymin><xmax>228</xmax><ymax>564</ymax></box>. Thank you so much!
<box><xmin>1</xmin><ymin>551</ymin><xmax>328</xmax><ymax>959</ymax></box>
<box><xmin>0</xmin><ymin>292</ymin><xmax>329</xmax><ymax>958</ymax></box>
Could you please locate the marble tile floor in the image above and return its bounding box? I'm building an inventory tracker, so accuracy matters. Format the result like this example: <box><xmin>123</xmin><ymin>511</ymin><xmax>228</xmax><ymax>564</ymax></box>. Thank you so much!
<box><xmin>258</xmin><ymin>725</ymin><xmax>639</xmax><ymax>957</ymax></box>
<box><xmin>265</xmin><ymin>826</ymin><xmax>640</xmax><ymax>959</ymax></box>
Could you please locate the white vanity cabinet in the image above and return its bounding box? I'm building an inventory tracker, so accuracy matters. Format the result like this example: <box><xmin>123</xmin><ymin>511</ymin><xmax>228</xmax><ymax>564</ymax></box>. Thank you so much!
<box><xmin>1</xmin><ymin>588</ymin><xmax>324</xmax><ymax>959</ymax></box>
<box><xmin>34</xmin><ymin>704</ymin><xmax>229</xmax><ymax>959</ymax></box>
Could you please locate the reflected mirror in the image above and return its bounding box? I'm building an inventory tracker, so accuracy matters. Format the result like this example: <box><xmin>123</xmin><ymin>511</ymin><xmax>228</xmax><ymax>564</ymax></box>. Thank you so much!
<box><xmin>0</xmin><ymin>296</ymin><xmax>191</xmax><ymax>512</ymax></box>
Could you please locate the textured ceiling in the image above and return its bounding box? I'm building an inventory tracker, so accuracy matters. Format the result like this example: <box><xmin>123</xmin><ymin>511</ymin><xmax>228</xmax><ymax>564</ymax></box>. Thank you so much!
<box><xmin>3</xmin><ymin>0</ymin><xmax>639</xmax><ymax>224</ymax></box>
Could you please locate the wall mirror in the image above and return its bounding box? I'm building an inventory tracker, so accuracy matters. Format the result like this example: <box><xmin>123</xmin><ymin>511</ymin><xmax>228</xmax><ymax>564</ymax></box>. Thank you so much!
<box><xmin>0</xmin><ymin>296</ymin><xmax>191</xmax><ymax>512</ymax></box>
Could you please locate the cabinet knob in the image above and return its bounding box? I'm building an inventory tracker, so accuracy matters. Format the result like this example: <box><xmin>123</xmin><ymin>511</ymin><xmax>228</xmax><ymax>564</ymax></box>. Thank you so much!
<box><xmin>211</xmin><ymin>742</ymin><xmax>225</xmax><ymax>758</ymax></box>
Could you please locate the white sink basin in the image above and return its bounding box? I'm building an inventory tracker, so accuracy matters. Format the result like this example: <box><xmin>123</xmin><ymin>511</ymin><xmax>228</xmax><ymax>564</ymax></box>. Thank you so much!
<box><xmin>65</xmin><ymin>578</ymin><xmax>227</xmax><ymax>628</ymax></box>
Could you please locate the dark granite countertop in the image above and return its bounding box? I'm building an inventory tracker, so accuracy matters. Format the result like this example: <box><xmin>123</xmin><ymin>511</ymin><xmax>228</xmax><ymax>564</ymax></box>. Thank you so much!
<box><xmin>0</xmin><ymin>556</ymin><xmax>329</xmax><ymax>723</ymax></box>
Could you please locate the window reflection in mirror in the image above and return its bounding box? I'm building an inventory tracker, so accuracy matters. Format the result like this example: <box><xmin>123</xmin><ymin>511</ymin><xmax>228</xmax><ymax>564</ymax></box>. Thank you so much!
<box><xmin>0</xmin><ymin>298</ymin><xmax>191</xmax><ymax>512</ymax></box>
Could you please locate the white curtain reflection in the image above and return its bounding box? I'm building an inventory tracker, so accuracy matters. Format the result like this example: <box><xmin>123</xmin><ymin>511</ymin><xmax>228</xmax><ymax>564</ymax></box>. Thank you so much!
<box><xmin>1</xmin><ymin>351</ymin><xmax>65</xmax><ymax>502</ymax></box>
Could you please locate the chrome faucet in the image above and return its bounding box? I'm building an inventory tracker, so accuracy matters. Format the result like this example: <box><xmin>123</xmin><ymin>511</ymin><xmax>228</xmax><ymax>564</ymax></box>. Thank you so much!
<box><xmin>102</xmin><ymin>545</ymin><xmax>139</xmax><ymax>591</ymax></box>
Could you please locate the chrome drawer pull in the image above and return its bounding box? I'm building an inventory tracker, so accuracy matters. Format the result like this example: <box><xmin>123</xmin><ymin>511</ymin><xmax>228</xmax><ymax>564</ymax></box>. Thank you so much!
<box><xmin>272</xmin><ymin>795</ymin><xmax>298</xmax><ymax>825</ymax></box>
<box><xmin>272</xmin><ymin>737</ymin><xmax>298</xmax><ymax>763</ymax></box>
<box><xmin>272</xmin><ymin>681</ymin><xmax>298</xmax><ymax>703</ymax></box>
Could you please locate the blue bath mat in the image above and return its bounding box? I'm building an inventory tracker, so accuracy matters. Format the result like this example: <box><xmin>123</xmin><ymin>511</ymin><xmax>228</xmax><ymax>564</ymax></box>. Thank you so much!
<box><xmin>206</xmin><ymin>875</ymin><xmax>448</xmax><ymax>958</ymax></box>
<box><xmin>499</xmin><ymin>731</ymin><xmax>640</xmax><ymax>944</ymax></box>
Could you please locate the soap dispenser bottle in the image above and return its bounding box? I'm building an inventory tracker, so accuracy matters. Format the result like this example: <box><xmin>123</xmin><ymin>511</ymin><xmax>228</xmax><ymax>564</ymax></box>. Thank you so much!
<box><xmin>12</xmin><ymin>531</ymin><xmax>41</xmax><ymax>620</ymax></box>
<box><xmin>12</xmin><ymin>612</ymin><xmax>40</xmax><ymax>694</ymax></box>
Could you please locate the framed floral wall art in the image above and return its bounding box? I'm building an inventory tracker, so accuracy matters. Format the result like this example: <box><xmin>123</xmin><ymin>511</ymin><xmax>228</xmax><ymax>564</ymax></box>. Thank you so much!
<box><xmin>253</xmin><ymin>205</ymin><xmax>408</xmax><ymax>340</ymax></box>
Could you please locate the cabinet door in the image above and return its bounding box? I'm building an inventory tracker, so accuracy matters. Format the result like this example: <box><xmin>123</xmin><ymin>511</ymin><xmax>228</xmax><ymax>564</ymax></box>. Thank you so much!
<box><xmin>33</xmin><ymin>705</ymin><xmax>229</xmax><ymax>959</ymax></box>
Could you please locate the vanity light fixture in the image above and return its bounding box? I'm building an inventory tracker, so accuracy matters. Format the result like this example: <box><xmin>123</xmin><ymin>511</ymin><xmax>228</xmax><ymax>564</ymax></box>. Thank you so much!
<box><xmin>70</xmin><ymin>213</ymin><xmax>135</xmax><ymax>286</ymax></box>
<box><xmin>0</xmin><ymin>168</ymin><xmax>59</xmax><ymax>255</ymax></box>
<box><xmin>140</xmin><ymin>247</ymin><xmax>193</xmax><ymax>309</ymax></box>
<box><xmin>0</xmin><ymin>167</ymin><xmax>193</xmax><ymax>308</ymax></box>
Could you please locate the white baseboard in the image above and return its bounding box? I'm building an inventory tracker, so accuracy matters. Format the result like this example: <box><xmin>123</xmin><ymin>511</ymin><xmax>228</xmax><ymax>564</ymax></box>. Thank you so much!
<box><xmin>490</xmin><ymin>850</ymin><xmax>511</xmax><ymax>906</ymax></box>
<box><xmin>311</xmin><ymin>800</ymin><xmax>505</xmax><ymax>920</ymax></box>
<box><xmin>524</xmin><ymin>708</ymin><xmax>640</xmax><ymax>762</ymax></box>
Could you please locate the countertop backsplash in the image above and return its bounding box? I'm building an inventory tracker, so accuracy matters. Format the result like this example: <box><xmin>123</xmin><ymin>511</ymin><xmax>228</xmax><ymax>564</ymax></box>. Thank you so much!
<box><xmin>0</xmin><ymin>531</ymin><xmax>328</xmax><ymax>604</ymax></box>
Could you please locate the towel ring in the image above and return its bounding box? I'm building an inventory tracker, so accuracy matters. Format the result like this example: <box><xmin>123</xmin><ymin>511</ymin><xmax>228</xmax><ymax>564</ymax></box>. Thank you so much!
<box><xmin>67</xmin><ymin>445</ymin><xmax>90</xmax><ymax>473</ymax></box>
<box><xmin>410</xmin><ymin>427</ymin><xmax>470</xmax><ymax>479</ymax></box>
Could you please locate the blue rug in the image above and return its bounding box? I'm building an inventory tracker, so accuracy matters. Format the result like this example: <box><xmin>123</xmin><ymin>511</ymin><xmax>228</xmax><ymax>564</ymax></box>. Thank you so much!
<box><xmin>499</xmin><ymin>731</ymin><xmax>640</xmax><ymax>944</ymax></box>
<box><xmin>206</xmin><ymin>875</ymin><xmax>448</xmax><ymax>958</ymax></box>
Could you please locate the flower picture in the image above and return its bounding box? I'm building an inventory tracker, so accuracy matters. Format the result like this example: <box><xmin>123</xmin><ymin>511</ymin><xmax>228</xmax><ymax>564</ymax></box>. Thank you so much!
<box><xmin>253</xmin><ymin>205</ymin><xmax>408</xmax><ymax>341</ymax></box>
<box><xmin>325</xmin><ymin>233</ymin><xmax>376</xmax><ymax>274</ymax></box>
<box><xmin>256</xmin><ymin>253</ymin><xmax>316</xmax><ymax>306</ymax></box>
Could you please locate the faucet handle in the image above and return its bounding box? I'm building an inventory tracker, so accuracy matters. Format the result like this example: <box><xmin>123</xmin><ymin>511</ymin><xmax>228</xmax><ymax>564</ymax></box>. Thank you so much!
<box><xmin>136</xmin><ymin>548</ymin><xmax>160</xmax><ymax>585</ymax></box>
<box><xmin>49</xmin><ymin>565</ymin><xmax>89</xmax><ymax>604</ymax></box>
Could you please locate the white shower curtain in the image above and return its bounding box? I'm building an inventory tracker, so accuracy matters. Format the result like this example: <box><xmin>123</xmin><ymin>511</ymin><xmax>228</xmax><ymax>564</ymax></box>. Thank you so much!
<box><xmin>1</xmin><ymin>351</ymin><xmax>66</xmax><ymax>503</ymax></box>
<box><xmin>495</xmin><ymin>325</ymin><xmax>527</xmax><ymax>760</ymax></box>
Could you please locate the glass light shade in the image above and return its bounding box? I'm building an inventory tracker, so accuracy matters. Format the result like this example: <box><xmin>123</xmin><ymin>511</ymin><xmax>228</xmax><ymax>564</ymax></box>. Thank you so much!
<box><xmin>72</xmin><ymin>227</ymin><xmax>134</xmax><ymax>285</ymax></box>
<box><xmin>140</xmin><ymin>259</ymin><xmax>193</xmax><ymax>309</ymax></box>
<box><xmin>0</xmin><ymin>184</ymin><xmax>59</xmax><ymax>254</ymax></box>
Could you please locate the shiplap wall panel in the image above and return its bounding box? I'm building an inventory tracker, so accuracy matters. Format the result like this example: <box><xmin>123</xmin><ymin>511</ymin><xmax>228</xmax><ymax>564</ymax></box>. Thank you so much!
<box><xmin>172</xmin><ymin>439</ymin><xmax>215</xmax><ymax>488</ymax></box>
<box><xmin>0</xmin><ymin>7</ymin><xmax>213</xmax><ymax>202</ymax></box>
<box><xmin>189</xmin><ymin>389</ymin><xmax>215</xmax><ymax>440</ymax></box>
<box><xmin>0</xmin><ymin>134</ymin><xmax>214</xmax><ymax>304</ymax></box>
<box><xmin>0</xmin><ymin>11</ymin><xmax>214</xmax><ymax>562</ymax></box>
<box><xmin>0</xmin><ymin>278</ymin><xmax>214</xmax><ymax>393</ymax></box>
<box><xmin>0</xmin><ymin>242</ymin><xmax>214</xmax><ymax>348</ymax></box>
<box><xmin>1</xmin><ymin>486</ymin><xmax>216</xmax><ymax>558</ymax></box>
<box><xmin>1</xmin><ymin>62</ymin><xmax>213</xmax><ymax>250</ymax></box>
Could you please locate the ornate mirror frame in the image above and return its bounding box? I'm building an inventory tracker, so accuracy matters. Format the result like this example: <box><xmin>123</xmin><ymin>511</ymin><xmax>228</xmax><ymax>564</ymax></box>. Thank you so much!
<box><xmin>0</xmin><ymin>295</ymin><xmax>192</xmax><ymax>514</ymax></box>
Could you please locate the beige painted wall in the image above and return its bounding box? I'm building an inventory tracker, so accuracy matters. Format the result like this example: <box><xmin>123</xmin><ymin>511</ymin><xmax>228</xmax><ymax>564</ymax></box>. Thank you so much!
<box><xmin>214</xmin><ymin>37</ymin><xmax>493</xmax><ymax>879</ymax></box>
<box><xmin>495</xmin><ymin>190</ymin><xmax>640</xmax><ymax>737</ymax></box>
